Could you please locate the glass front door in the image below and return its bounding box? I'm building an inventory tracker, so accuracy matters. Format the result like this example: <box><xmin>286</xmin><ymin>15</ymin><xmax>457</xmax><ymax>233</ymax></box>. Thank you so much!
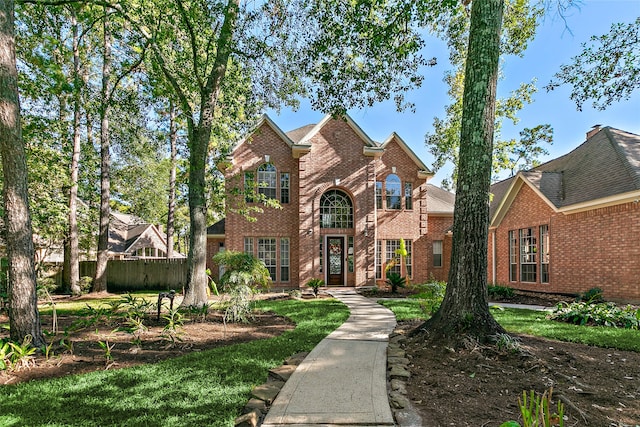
<box><xmin>326</xmin><ymin>236</ymin><xmax>345</xmax><ymax>286</ymax></box>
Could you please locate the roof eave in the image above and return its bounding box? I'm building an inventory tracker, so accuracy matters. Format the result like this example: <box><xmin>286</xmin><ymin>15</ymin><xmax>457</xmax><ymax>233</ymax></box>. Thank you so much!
<box><xmin>558</xmin><ymin>190</ymin><xmax>640</xmax><ymax>214</ymax></box>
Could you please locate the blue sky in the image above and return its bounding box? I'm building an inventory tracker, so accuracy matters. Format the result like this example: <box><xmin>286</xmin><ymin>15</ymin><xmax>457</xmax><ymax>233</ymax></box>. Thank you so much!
<box><xmin>267</xmin><ymin>1</ymin><xmax>640</xmax><ymax>187</ymax></box>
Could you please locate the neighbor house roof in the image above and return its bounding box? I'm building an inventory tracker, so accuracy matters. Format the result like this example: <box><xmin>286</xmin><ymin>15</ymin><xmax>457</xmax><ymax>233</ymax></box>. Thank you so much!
<box><xmin>491</xmin><ymin>126</ymin><xmax>640</xmax><ymax>225</ymax></box>
<box><xmin>206</xmin><ymin>219</ymin><xmax>226</xmax><ymax>237</ymax></box>
<box><xmin>426</xmin><ymin>184</ymin><xmax>455</xmax><ymax>215</ymax></box>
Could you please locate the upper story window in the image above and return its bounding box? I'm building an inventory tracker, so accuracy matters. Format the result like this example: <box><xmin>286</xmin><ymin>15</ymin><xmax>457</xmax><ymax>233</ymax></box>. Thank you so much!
<box><xmin>375</xmin><ymin>181</ymin><xmax>383</xmax><ymax>210</ymax></box>
<box><xmin>385</xmin><ymin>174</ymin><xmax>401</xmax><ymax>210</ymax></box>
<box><xmin>320</xmin><ymin>189</ymin><xmax>353</xmax><ymax>229</ymax></box>
<box><xmin>257</xmin><ymin>163</ymin><xmax>277</xmax><ymax>199</ymax></box>
<box><xmin>404</xmin><ymin>182</ymin><xmax>413</xmax><ymax>210</ymax></box>
<box><xmin>280</xmin><ymin>172</ymin><xmax>290</xmax><ymax>204</ymax></box>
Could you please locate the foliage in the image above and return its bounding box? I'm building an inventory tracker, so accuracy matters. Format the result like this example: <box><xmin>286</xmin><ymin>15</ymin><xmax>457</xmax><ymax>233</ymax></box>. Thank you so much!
<box><xmin>0</xmin><ymin>299</ymin><xmax>349</xmax><ymax>426</ymax></box>
<box><xmin>306</xmin><ymin>278</ymin><xmax>324</xmax><ymax>297</ymax></box>
<box><xmin>493</xmin><ymin>333</ymin><xmax>521</xmax><ymax>353</ymax></box>
<box><xmin>214</xmin><ymin>250</ymin><xmax>271</xmax><ymax>291</ymax></box>
<box><xmin>547</xmin><ymin>17</ymin><xmax>640</xmax><ymax>111</ymax></box>
<box><xmin>501</xmin><ymin>388</ymin><xmax>564</xmax><ymax>427</ymax></box>
<box><xmin>36</xmin><ymin>277</ymin><xmax>59</xmax><ymax>300</ymax></box>
<box><xmin>385</xmin><ymin>272</ymin><xmax>406</xmax><ymax>294</ymax></box>
<box><xmin>424</xmin><ymin>0</ymin><xmax>552</xmax><ymax>188</ymax></box>
<box><xmin>7</xmin><ymin>335</ymin><xmax>37</xmax><ymax>371</ymax></box>
<box><xmin>161</xmin><ymin>308</ymin><xmax>185</xmax><ymax>345</ymax></box>
<box><xmin>224</xmin><ymin>284</ymin><xmax>256</xmax><ymax>324</ymax></box>
<box><xmin>79</xmin><ymin>276</ymin><xmax>93</xmax><ymax>294</ymax></box>
<box><xmin>488</xmin><ymin>284</ymin><xmax>515</xmax><ymax>299</ymax></box>
<box><xmin>575</xmin><ymin>287</ymin><xmax>603</xmax><ymax>304</ymax></box>
<box><xmin>409</xmin><ymin>280</ymin><xmax>446</xmax><ymax>316</ymax></box>
<box><xmin>548</xmin><ymin>302</ymin><xmax>640</xmax><ymax>329</ymax></box>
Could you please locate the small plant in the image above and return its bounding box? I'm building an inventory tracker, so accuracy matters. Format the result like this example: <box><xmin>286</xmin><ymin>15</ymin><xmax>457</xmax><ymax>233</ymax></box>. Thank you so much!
<box><xmin>41</xmin><ymin>340</ymin><xmax>56</xmax><ymax>361</ymax></box>
<box><xmin>385</xmin><ymin>272</ymin><xmax>406</xmax><ymax>294</ymax></box>
<box><xmin>306</xmin><ymin>278</ymin><xmax>324</xmax><ymax>297</ymax></box>
<box><xmin>36</xmin><ymin>277</ymin><xmax>59</xmax><ymax>299</ymax></box>
<box><xmin>162</xmin><ymin>308</ymin><xmax>185</xmax><ymax>345</ymax></box>
<box><xmin>8</xmin><ymin>335</ymin><xmax>37</xmax><ymax>370</ymax></box>
<box><xmin>96</xmin><ymin>331</ymin><xmax>116</xmax><ymax>367</ymax></box>
<box><xmin>59</xmin><ymin>337</ymin><xmax>74</xmax><ymax>355</ymax></box>
<box><xmin>79</xmin><ymin>276</ymin><xmax>93</xmax><ymax>294</ymax></box>
<box><xmin>494</xmin><ymin>333</ymin><xmax>521</xmax><ymax>353</ymax></box>
<box><xmin>288</xmin><ymin>289</ymin><xmax>302</xmax><ymax>299</ymax></box>
<box><xmin>0</xmin><ymin>339</ymin><xmax>12</xmax><ymax>370</ymax></box>
<box><xmin>575</xmin><ymin>287</ymin><xmax>604</xmax><ymax>304</ymax></box>
<box><xmin>501</xmin><ymin>388</ymin><xmax>564</xmax><ymax>427</ymax></box>
<box><xmin>187</xmin><ymin>303</ymin><xmax>211</xmax><ymax>322</ymax></box>
<box><xmin>488</xmin><ymin>284</ymin><xmax>515</xmax><ymax>299</ymax></box>
<box><xmin>224</xmin><ymin>284</ymin><xmax>255</xmax><ymax>324</ymax></box>
<box><xmin>549</xmin><ymin>301</ymin><xmax>639</xmax><ymax>329</ymax></box>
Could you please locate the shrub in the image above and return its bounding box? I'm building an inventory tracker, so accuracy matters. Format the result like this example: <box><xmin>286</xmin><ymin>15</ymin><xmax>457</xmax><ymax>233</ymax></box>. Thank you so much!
<box><xmin>410</xmin><ymin>281</ymin><xmax>446</xmax><ymax>316</ymax></box>
<box><xmin>575</xmin><ymin>287</ymin><xmax>604</xmax><ymax>304</ymax></box>
<box><xmin>79</xmin><ymin>276</ymin><xmax>93</xmax><ymax>294</ymax></box>
<box><xmin>37</xmin><ymin>277</ymin><xmax>59</xmax><ymax>299</ymax></box>
<box><xmin>549</xmin><ymin>301</ymin><xmax>640</xmax><ymax>329</ymax></box>
<box><xmin>385</xmin><ymin>272</ymin><xmax>406</xmax><ymax>294</ymax></box>
<box><xmin>306</xmin><ymin>278</ymin><xmax>324</xmax><ymax>297</ymax></box>
<box><xmin>488</xmin><ymin>284</ymin><xmax>515</xmax><ymax>299</ymax></box>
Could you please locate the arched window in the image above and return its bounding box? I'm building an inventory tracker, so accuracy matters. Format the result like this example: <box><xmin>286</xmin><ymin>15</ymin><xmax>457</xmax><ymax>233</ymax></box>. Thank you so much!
<box><xmin>385</xmin><ymin>174</ymin><xmax>401</xmax><ymax>210</ymax></box>
<box><xmin>320</xmin><ymin>190</ymin><xmax>353</xmax><ymax>229</ymax></box>
<box><xmin>257</xmin><ymin>163</ymin><xmax>276</xmax><ymax>199</ymax></box>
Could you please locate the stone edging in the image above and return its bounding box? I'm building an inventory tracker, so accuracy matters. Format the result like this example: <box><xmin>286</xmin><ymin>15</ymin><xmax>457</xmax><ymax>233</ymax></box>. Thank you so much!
<box><xmin>387</xmin><ymin>328</ymin><xmax>423</xmax><ymax>426</ymax></box>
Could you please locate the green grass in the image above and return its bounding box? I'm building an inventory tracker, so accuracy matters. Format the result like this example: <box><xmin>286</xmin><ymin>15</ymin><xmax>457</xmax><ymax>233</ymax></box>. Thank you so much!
<box><xmin>37</xmin><ymin>293</ymin><xmax>161</xmax><ymax>316</ymax></box>
<box><xmin>379</xmin><ymin>300</ymin><xmax>640</xmax><ymax>352</ymax></box>
<box><xmin>0</xmin><ymin>298</ymin><xmax>349</xmax><ymax>427</ymax></box>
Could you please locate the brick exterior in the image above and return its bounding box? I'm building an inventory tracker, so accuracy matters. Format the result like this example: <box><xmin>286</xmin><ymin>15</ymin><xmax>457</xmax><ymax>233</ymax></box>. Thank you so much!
<box><xmin>208</xmin><ymin>116</ymin><xmax>454</xmax><ymax>289</ymax></box>
<box><xmin>489</xmin><ymin>182</ymin><xmax>640</xmax><ymax>302</ymax></box>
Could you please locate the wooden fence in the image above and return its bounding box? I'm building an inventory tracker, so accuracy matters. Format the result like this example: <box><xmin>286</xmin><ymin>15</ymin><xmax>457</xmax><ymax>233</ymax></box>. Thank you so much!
<box><xmin>79</xmin><ymin>259</ymin><xmax>187</xmax><ymax>292</ymax></box>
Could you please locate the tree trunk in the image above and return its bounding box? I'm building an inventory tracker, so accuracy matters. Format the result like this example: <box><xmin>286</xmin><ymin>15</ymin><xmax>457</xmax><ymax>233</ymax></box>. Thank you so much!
<box><xmin>180</xmin><ymin>0</ymin><xmax>239</xmax><ymax>308</ymax></box>
<box><xmin>67</xmin><ymin>6</ymin><xmax>81</xmax><ymax>295</ymax></box>
<box><xmin>93</xmin><ymin>11</ymin><xmax>111</xmax><ymax>293</ymax></box>
<box><xmin>166</xmin><ymin>101</ymin><xmax>177</xmax><ymax>259</ymax></box>
<box><xmin>418</xmin><ymin>0</ymin><xmax>505</xmax><ymax>344</ymax></box>
<box><xmin>0</xmin><ymin>0</ymin><xmax>45</xmax><ymax>347</ymax></box>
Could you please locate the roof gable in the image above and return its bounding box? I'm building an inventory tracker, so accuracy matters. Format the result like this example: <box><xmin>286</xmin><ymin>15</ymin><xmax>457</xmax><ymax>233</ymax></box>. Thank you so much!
<box><xmin>297</xmin><ymin>113</ymin><xmax>378</xmax><ymax>148</ymax></box>
<box><xmin>380</xmin><ymin>132</ymin><xmax>433</xmax><ymax>178</ymax></box>
<box><xmin>233</xmin><ymin>114</ymin><xmax>296</xmax><ymax>152</ymax></box>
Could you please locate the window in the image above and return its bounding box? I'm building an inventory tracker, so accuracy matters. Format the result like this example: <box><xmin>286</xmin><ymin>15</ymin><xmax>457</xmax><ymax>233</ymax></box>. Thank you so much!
<box><xmin>319</xmin><ymin>237</ymin><xmax>323</xmax><ymax>273</ymax></box>
<box><xmin>257</xmin><ymin>163</ymin><xmax>277</xmax><ymax>199</ymax></box>
<box><xmin>375</xmin><ymin>181</ymin><xmax>383</xmax><ymax>209</ymax></box>
<box><xmin>433</xmin><ymin>240</ymin><xmax>443</xmax><ymax>268</ymax></box>
<box><xmin>376</xmin><ymin>240</ymin><xmax>382</xmax><ymax>279</ymax></box>
<box><xmin>244</xmin><ymin>237</ymin><xmax>253</xmax><ymax>255</ymax></box>
<box><xmin>280</xmin><ymin>172</ymin><xmax>290</xmax><ymax>204</ymax></box>
<box><xmin>320</xmin><ymin>189</ymin><xmax>353</xmax><ymax>228</ymax></box>
<box><xmin>509</xmin><ymin>230</ymin><xmax>517</xmax><ymax>282</ymax></box>
<box><xmin>347</xmin><ymin>236</ymin><xmax>354</xmax><ymax>273</ymax></box>
<box><xmin>244</xmin><ymin>171</ymin><xmax>255</xmax><ymax>202</ymax></box>
<box><xmin>386</xmin><ymin>240</ymin><xmax>401</xmax><ymax>276</ymax></box>
<box><xmin>540</xmin><ymin>225</ymin><xmax>549</xmax><ymax>283</ymax></box>
<box><xmin>404</xmin><ymin>182</ymin><xmax>413</xmax><ymax>210</ymax></box>
<box><xmin>385</xmin><ymin>174</ymin><xmax>401</xmax><ymax>210</ymax></box>
<box><xmin>519</xmin><ymin>228</ymin><xmax>537</xmax><ymax>282</ymax></box>
<box><xmin>405</xmin><ymin>240</ymin><xmax>412</xmax><ymax>278</ymax></box>
<box><xmin>258</xmin><ymin>238</ymin><xmax>277</xmax><ymax>281</ymax></box>
<box><xmin>280</xmin><ymin>238</ymin><xmax>290</xmax><ymax>282</ymax></box>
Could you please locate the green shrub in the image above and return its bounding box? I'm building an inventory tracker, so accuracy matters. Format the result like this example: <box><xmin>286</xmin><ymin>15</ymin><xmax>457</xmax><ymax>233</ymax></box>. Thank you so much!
<box><xmin>306</xmin><ymin>278</ymin><xmax>324</xmax><ymax>297</ymax></box>
<box><xmin>488</xmin><ymin>284</ymin><xmax>515</xmax><ymax>299</ymax></box>
<box><xmin>36</xmin><ymin>277</ymin><xmax>59</xmax><ymax>299</ymax></box>
<box><xmin>385</xmin><ymin>272</ymin><xmax>406</xmax><ymax>293</ymax></box>
<box><xmin>409</xmin><ymin>281</ymin><xmax>446</xmax><ymax>316</ymax></box>
<box><xmin>575</xmin><ymin>287</ymin><xmax>604</xmax><ymax>304</ymax></box>
<box><xmin>549</xmin><ymin>301</ymin><xmax>640</xmax><ymax>329</ymax></box>
<box><xmin>79</xmin><ymin>276</ymin><xmax>93</xmax><ymax>294</ymax></box>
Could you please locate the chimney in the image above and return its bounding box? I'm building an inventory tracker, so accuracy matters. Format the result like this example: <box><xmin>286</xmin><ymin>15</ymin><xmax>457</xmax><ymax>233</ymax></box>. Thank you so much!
<box><xmin>586</xmin><ymin>124</ymin><xmax>602</xmax><ymax>139</ymax></box>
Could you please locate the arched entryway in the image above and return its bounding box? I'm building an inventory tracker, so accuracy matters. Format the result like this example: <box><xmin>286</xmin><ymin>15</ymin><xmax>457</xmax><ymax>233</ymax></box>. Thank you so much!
<box><xmin>320</xmin><ymin>189</ymin><xmax>354</xmax><ymax>286</ymax></box>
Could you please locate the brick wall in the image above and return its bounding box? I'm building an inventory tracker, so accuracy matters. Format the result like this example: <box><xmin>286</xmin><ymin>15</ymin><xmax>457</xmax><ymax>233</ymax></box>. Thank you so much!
<box><xmin>491</xmin><ymin>182</ymin><xmax>640</xmax><ymax>302</ymax></box>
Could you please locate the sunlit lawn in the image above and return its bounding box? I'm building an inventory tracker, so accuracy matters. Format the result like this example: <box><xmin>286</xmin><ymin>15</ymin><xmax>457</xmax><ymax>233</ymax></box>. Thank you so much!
<box><xmin>0</xmin><ymin>298</ymin><xmax>349</xmax><ymax>427</ymax></box>
<box><xmin>379</xmin><ymin>299</ymin><xmax>640</xmax><ymax>352</ymax></box>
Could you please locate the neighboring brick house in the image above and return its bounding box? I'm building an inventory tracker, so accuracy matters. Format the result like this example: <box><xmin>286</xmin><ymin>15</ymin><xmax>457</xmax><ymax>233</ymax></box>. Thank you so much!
<box><xmin>488</xmin><ymin>126</ymin><xmax>640</xmax><ymax>302</ymax></box>
<box><xmin>207</xmin><ymin>114</ymin><xmax>454</xmax><ymax>289</ymax></box>
<box><xmin>109</xmin><ymin>212</ymin><xmax>184</xmax><ymax>260</ymax></box>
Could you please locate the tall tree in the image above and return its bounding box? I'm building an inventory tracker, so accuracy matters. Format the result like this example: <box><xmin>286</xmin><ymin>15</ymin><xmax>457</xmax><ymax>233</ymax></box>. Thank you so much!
<box><xmin>0</xmin><ymin>0</ymin><xmax>45</xmax><ymax>346</ymax></box>
<box><xmin>418</xmin><ymin>0</ymin><xmax>506</xmax><ymax>343</ymax></box>
<box><xmin>166</xmin><ymin>101</ymin><xmax>178</xmax><ymax>258</ymax></box>
<box><xmin>425</xmin><ymin>0</ymin><xmax>552</xmax><ymax>189</ymax></box>
<box><xmin>548</xmin><ymin>17</ymin><xmax>640</xmax><ymax>111</ymax></box>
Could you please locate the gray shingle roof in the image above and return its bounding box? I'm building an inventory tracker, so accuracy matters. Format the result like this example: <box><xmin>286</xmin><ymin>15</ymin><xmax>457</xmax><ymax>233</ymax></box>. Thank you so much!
<box><xmin>491</xmin><ymin>127</ymin><xmax>640</xmax><ymax>214</ymax></box>
<box><xmin>426</xmin><ymin>184</ymin><xmax>455</xmax><ymax>214</ymax></box>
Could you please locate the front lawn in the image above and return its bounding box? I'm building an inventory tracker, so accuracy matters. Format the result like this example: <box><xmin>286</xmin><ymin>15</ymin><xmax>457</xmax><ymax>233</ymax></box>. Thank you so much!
<box><xmin>0</xmin><ymin>298</ymin><xmax>349</xmax><ymax>427</ymax></box>
<box><xmin>379</xmin><ymin>300</ymin><xmax>640</xmax><ymax>352</ymax></box>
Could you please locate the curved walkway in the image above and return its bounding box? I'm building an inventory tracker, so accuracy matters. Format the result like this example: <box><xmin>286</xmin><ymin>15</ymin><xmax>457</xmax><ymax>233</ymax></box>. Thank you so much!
<box><xmin>262</xmin><ymin>289</ymin><xmax>397</xmax><ymax>426</ymax></box>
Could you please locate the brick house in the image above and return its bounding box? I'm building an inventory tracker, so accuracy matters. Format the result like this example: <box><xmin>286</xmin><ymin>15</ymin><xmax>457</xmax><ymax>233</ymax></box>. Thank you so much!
<box><xmin>488</xmin><ymin>126</ymin><xmax>640</xmax><ymax>302</ymax></box>
<box><xmin>207</xmin><ymin>114</ymin><xmax>454</xmax><ymax>289</ymax></box>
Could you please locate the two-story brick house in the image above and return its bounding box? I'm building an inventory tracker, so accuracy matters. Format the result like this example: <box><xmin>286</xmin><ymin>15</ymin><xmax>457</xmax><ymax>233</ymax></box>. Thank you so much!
<box><xmin>488</xmin><ymin>126</ymin><xmax>640</xmax><ymax>302</ymax></box>
<box><xmin>207</xmin><ymin>114</ymin><xmax>454</xmax><ymax>289</ymax></box>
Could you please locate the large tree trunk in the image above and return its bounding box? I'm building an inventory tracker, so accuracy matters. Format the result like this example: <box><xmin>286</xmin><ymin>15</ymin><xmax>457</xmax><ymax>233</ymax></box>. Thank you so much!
<box><xmin>67</xmin><ymin>6</ymin><xmax>81</xmax><ymax>295</ymax></box>
<box><xmin>166</xmin><ymin>101</ymin><xmax>177</xmax><ymax>259</ymax></box>
<box><xmin>0</xmin><ymin>0</ymin><xmax>45</xmax><ymax>347</ymax></box>
<box><xmin>180</xmin><ymin>0</ymin><xmax>239</xmax><ymax>308</ymax></box>
<box><xmin>93</xmin><ymin>11</ymin><xmax>111</xmax><ymax>293</ymax></box>
<box><xmin>418</xmin><ymin>0</ymin><xmax>505</xmax><ymax>344</ymax></box>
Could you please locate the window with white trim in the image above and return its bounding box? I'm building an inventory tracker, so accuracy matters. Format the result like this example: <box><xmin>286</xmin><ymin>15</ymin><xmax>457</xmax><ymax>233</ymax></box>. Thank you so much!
<box><xmin>258</xmin><ymin>238</ymin><xmax>277</xmax><ymax>281</ymax></box>
<box><xmin>385</xmin><ymin>174</ymin><xmax>401</xmax><ymax>210</ymax></box>
<box><xmin>519</xmin><ymin>228</ymin><xmax>537</xmax><ymax>283</ymax></box>
<box><xmin>280</xmin><ymin>238</ymin><xmax>290</xmax><ymax>282</ymax></box>
<box><xmin>375</xmin><ymin>181</ymin><xmax>383</xmax><ymax>210</ymax></box>
<box><xmin>280</xmin><ymin>172</ymin><xmax>290</xmax><ymax>204</ymax></box>
<box><xmin>386</xmin><ymin>240</ymin><xmax>401</xmax><ymax>276</ymax></box>
<box><xmin>509</xmin><ymin>230</ymin><xmax>517</xmax><ymax>282</ymax></box>
<box><xmin>257</xmin><ymin>163</ymin><xmax>277</xmax><ymax>199</ymax></box>
<box><xmin>405</xmin><ymin>240</ymin><xmax>412</xmax><ymax>278</ymax></box>
<box><xmin>244</xmin><ymin>237</ymin><xmax>253</xmax><ymax>255</ymax></box>
<box><xmin>433</xmin><ymin>240</ymin><xmax>443</xmax><ymax>268</ymax></box>
<box><xmin>404</xmin><ymin>182</ymin><xmax>413</xmax><ymax>210</ymax></box>
<box><xmin>320</xmin><ymin>190</ymin><xmax>353</xmax><ymax>229</ymax></box>
<box><xmin>540</xmin><ymin>225</ymin><xmax>549</xmax><ymax>284</ymax></box>
<box><xmin>376</xmin><ymin>240</ymin><xmax>382</xmax><ymax>279</ymax></box>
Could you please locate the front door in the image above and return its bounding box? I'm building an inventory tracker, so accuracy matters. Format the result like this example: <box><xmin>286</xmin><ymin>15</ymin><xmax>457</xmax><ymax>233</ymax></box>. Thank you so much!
<box><xmin>326</xmin><ymin>236</ymin><xmax>345</xmax><ymax>286</ymax></box>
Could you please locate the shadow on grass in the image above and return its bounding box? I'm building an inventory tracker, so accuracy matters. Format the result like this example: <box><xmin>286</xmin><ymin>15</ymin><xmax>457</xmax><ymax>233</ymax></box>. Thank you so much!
<box><xmin>0</xmin><ymin>299</ymin><xmax>349</xmax><ymax>427</ymax></box>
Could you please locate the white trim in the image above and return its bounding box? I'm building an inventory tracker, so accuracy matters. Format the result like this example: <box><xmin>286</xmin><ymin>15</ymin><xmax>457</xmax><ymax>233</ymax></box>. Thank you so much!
<box><xmin>558</xmin><ymin>190</ymin><xmax>640</xmax><ymax>214</ymax></box>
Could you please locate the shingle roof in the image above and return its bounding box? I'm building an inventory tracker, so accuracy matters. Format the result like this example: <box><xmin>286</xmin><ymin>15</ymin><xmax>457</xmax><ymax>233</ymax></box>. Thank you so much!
<box><xmin>286</xmin><ymin>124</ymin><xmax>316</xmax><ymax>143</ymax></box>
<box><xmin>491</xmin><ymin>127</ymin><xmax>640</xmax><ymax>216</ymax></box>
<box><xmin>426</xmin><ymin>184</ymin><xmax>455</xmax><ymax>214</ymax></box>
<box><xmin>207</xmin><ymin>218</ymin><xmax>226</xmax><ymax>235</ymax></box>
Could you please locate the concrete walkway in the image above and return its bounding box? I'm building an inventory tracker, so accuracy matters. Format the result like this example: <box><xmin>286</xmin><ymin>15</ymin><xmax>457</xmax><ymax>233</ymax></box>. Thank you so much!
<box><xmin>262</xmin><ymin>289</ymin><xmax>397</xmax><ymax>426</ymax></box>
